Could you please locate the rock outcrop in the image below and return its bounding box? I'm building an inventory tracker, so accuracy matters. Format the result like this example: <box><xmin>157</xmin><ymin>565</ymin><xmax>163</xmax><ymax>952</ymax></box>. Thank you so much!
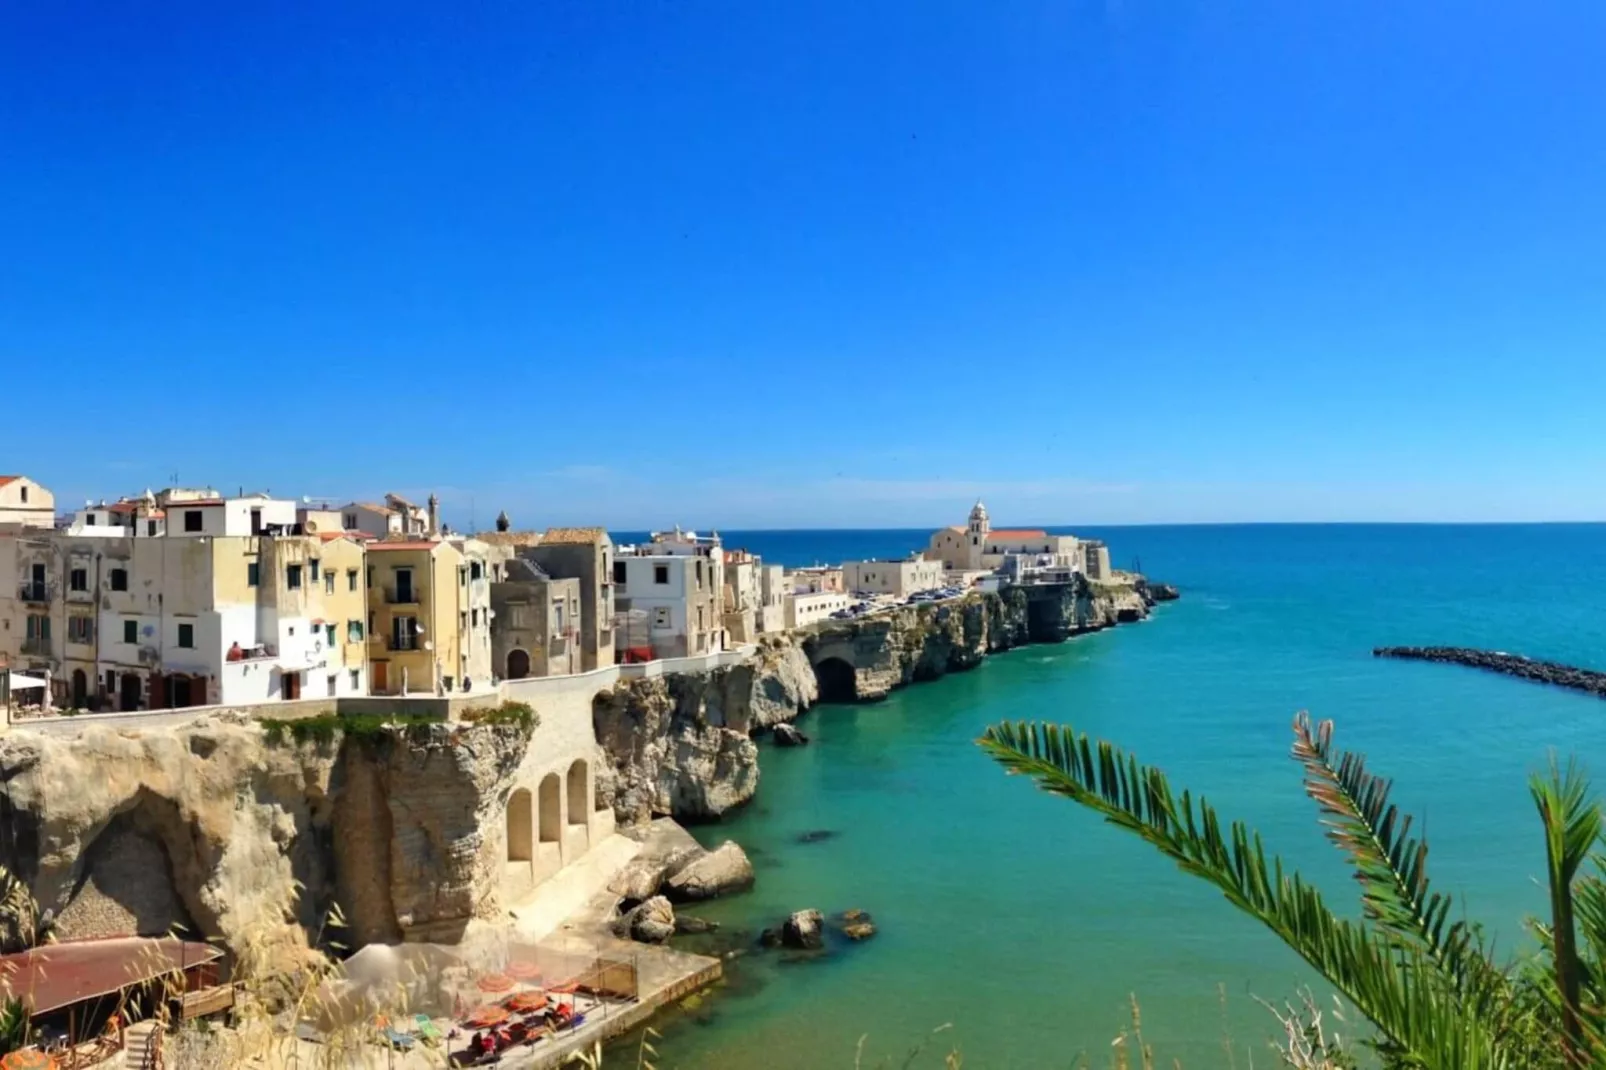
<box><xmin>612</xmin><ymin>895</ymin><xmax>675</xmax><ymax>944</ymax></box>
<box><xmin>663</xmin><ymin>841</ymin><xmax>755</xmax><ymax>902</ymax></box>
<box><xmin>591</xmin><ymin>642</ymin><xmax>817</xmax><ymax>822</ymax></box>
<box><xmin>772</xmin><ymin>724</ymin><xmax>808</xmax><ymax>747</ymax></box>
<box><xmin>1374</xmin><ymin>646</ymin><xmax>1606</xmax><ymax>699</ymax></box>
<box><xmin>0</xmin><ymin>712</ymin><xmax>535</xmax><ymax>959</ymax></box>
<box><xmin>780</xmin><ymin>909</ymin><xmax>824</xmax><ymax>950</ymax></box>
<box><xmin>836</xmin><ymin>908</ymin><xmax>877</xmax><ymax>941</ymax></box>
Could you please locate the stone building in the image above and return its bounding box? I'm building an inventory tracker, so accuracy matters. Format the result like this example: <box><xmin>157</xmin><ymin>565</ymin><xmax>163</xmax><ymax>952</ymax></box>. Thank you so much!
<box><xmin>787</xmin><ymin>565</ymin><xmax>844</xmax><ymax>594</ymax></box>
<box><xmin>0</xmin><ymin>476</ymin><xmax>54</xmax><ymax>528</ymax></box>
<box><xmin>334</xmin><ymin>493</ymin><xmax>433</xmax><ymax>538</ymax></box>
<box><xmin>843</xmin><ymin>555</ymin><xmax>945</xmax><ymax>598</ymax></box>
<box><xmin>927</xmin><ymin>500</ymin><xmax>1081</xmax><ymax>573</ymax></box>
<box><xmin>489</xmin><ymin>559</ymin><xmax>581</xmax><ymax>679</ymax></box>
<box><xmin>0</xmin><ymin>495</ymin><xmax>371</xmax><ymax>710</ymax></box>
<box><xmin>525</xmin><ymin>529</ymin><xmax>615</xmax><ymax>672</ymax></box>
<box><xmin>785</xmin><ymin>589</ymin><xmax>851</xmax><ymax>628</ymax></box>
<box><xmin>365</xmin><ymin>536</ymin><xmax>490</xmax><ymax>695</ymax></box>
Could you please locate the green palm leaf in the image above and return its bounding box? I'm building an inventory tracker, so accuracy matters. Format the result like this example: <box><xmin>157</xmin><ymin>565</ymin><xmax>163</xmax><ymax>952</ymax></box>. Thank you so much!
<box><xmin>1290</xmin><ymin>712</ymin><xmax>1497</xmax><ymax>998</ymax></box>
<box><xmin>978</xmin><ymin>720</ymin><xmax>1512</xmax><ymax>1068</ymax></box>
<box><xmin>1531</xmin><ymin>758</ymin><xmax>1604</xmax><ymax>1066</ymax></box>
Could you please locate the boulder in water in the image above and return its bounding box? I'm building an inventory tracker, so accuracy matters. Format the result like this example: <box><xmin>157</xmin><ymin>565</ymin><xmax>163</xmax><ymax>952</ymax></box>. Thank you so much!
<box><xmin>781</xmin><ymin>909</ymin><xmax>825</xmax><ymax>950</ymax></box>
<box><xmin>664</xmin><ymin>841</ymin><xmax>755</xmax><ymax>901</ymax></box>
<box><xmin>773</xmin><ymin>723</ymin><xmax>809</xmax><ymax>747</ymax></box>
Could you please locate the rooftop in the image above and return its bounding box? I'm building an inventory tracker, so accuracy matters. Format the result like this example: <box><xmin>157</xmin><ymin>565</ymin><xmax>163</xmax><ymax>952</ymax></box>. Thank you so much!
<box><xmin>0</xmin><ymin>937</ymin><xmax>223</xmax><ymax>1016</ymax></box>
<box><xmin>366</xmin><ymin>540</ymin><xmax>440</xmax><ymax>552</ymax></box>
<box><xmin>541</xmin><ymin>527</ymin><xmax>609</xmax><ymax>545</ymax></box>
<box><xmin>990</xmin><ymin>529</ymin><xmax>1050</xmax><ymax>540</ymax></box>
<box><xmin>0</xmin><ymin>476</ymin><xmax>20</xmax><ymax>488</ymax></box>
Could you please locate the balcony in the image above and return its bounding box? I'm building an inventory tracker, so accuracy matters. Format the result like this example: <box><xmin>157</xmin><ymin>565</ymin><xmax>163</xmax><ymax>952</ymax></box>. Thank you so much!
<box><xmin>21</xmin><ymin>637</ymin><xmax>51</xmax><ymax>656</ymax></box>
<box><xmin>18</xmin><ymin>584</ymin><xmax>47</xmax><ymax>603</ymax></box>
<box><xmin>388</xmin><ymin>635</ymin><xmax>420</xmax><ymax>652</ymax></box>
<box><xmin>384</xmin><ymin>586</ymin><xmax>422</xmax><ymax>606</ymax></box>
<box><xmin>66</xmin><ymin>586</ymin><xmax>95</xmax><ymax>603</ymax></box>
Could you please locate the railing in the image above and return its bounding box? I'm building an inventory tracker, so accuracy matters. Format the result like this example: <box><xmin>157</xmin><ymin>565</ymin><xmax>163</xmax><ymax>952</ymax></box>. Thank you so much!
<box><xmin>21</xmin><ymin>638</ymin><xmax>50</xmax><ymax>656</ymax></box>
<box><xmin>385</xmin><ymin>586</ymin><xmax>421</xmax><ymax>605</ymax></box>
<box><xmin>389</xmin><ymin>635</ymin><xmax>419</xmax><ymax>652</ymax></box>
<box><xmin>18</xmin><ymin>584</ymin><xmax>47</xmax><ymax>602</ymax></box>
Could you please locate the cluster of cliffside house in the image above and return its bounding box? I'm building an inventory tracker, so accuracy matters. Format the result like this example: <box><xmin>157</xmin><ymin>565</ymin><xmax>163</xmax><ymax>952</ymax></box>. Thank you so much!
<box><xmin>0</xmin><ymin>475</ymin><xmax>1110</xmax><ymax>713</ymax></box>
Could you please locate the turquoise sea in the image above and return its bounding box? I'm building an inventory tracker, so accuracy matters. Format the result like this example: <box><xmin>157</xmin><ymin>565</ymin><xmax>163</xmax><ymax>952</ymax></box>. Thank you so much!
<box><xmin>618</xmin><ymin>524</ymin><xmax>1606</xmax><ymax>1069</ymax></box>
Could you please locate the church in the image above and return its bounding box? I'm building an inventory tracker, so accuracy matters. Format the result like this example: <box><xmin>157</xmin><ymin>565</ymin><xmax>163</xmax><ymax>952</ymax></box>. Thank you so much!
<box><xmin>926</xmin><ymin>500</ymin><xmax>1083</xmax><ymax>572</ymax></box>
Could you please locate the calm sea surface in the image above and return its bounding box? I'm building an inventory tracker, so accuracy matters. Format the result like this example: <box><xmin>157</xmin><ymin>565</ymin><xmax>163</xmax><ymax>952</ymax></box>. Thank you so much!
<box><xmin>611</xmin><ymin>524</ymin><xmax>1606</xmax><ymax>1068</ymax></box>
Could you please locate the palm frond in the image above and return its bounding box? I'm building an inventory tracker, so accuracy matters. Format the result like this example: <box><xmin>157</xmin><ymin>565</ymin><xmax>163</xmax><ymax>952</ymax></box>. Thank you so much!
<box><xmin>979</xmin><ymin>721</ymin><xmax>1511</xmax><ymax>1069</ymax></box>
<box><xmin>1532</xmin><ymin>757</ymin><xmax>1603</xmax><ymax>1066</ymax></box>
<box><xmin>1290</xmin><ymin>712</ymin><xmax>1496</xmax><ymax>998</ymax></box>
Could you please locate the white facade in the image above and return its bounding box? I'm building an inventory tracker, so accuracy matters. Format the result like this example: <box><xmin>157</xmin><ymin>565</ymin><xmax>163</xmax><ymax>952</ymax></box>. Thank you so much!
<box><xmin>757</xmin><ymin>563</ymin><xmax>786</xmax><ymax>634</ymax></box>
<box><xmin>785</xmin><ymin>590</ymin><xmax>851</xmax><ymax>629</ymax></box>
<box><xmin>927</xmin><ymin>501</ymin><xmax>1080</xmax><ymax>573</ymax></box>
<box><xmin>613</xmin><ymin>551</ymin><xmax>725</xmax><ymax>658</ymax></box>
<box><xmin>336</xmin><ymin>494</ymin><xmax>431</xmax><ymax>537</ymax></box>
<box><xmin>159</xmin><ymin>493</ymin><xmax>298</xmax><ymax>538</ymax></box>
<box><xmin>0</xmin><ymin>476</ymin><xmax>55</xmax><ymax>528</ymax></box>
<box><xmin>843</xmin><ymin>557</ymin><xmax>946</xmax><ymax>597</ymax></box>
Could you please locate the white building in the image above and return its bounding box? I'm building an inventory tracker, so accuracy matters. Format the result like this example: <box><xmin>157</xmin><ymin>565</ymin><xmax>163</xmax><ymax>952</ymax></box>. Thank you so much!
<box><xmin>843</xmin><ymin>556</ymin><xmax>945</xmax><ymax>598</ymax></box>
<box><xmin>757</xmin><ymin>564</ymin><xmax>787</xmax><ymax>634</ymax></box>
<box><xmin>335</xmin><ymin>494</ymin><xmax>434</xmax><ymax>538</ymax></box>
<box><xmin>0</xmin><ymin>476</ymin><xmax>55</xmax><ymax>528</ymax></box>
<box><xmin>612</xmin><ymin>533</ymin><xmax>726</xmax><ymax>659</ymax></box>
<box><xmin>785</xmin><ymin>590</ymin><xmax>851</xmax><ymax>629</ymax></box>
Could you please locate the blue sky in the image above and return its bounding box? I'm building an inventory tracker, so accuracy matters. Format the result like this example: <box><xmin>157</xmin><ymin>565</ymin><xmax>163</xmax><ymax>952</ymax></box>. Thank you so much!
<box><xmin>5</xmin><ymin>2</ymin><xmax>1605</xmax><ymax>529</ymax></box>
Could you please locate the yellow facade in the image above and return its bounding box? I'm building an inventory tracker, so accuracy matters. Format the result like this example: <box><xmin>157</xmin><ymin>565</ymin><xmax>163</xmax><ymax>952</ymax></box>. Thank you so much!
<box><xmin>365</xmin><ymin>539</ymin><xmax>467</xmax><ymax>695</ymax></box>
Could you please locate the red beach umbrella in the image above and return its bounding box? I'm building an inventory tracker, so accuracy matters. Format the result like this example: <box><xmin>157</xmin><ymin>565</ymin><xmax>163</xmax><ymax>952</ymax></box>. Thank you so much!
<box><xmin>465</xmin><ymin>1005</ymin><xmax>509</xmax><ymax>1029</ymax></box>
<box><xmin>1</xmin><ymin>1052</ymin><xmax>57</xmax><ymax>1070</ymax></box>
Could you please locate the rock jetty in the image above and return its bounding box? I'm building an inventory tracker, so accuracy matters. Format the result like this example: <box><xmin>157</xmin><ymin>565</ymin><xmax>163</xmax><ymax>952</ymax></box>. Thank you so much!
<box><xmin>1373</xmin><ymin>646</ymin><xmax>1606</xmax><ymax>699</ymax></box>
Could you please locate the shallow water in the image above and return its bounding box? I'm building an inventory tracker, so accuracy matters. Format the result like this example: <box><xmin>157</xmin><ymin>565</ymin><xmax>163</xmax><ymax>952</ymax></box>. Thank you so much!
<box><xmin>627</xmin><ymin>524</ymin><xmax>1606</xmax><ymax>1068</ymax></box>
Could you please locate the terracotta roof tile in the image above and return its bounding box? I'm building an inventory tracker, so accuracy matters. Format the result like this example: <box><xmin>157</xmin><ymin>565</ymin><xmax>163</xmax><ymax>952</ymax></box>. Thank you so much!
<box><xmin>988</xmin><ymin>529</ymin><xmax>1050</xmax><ymax>540</ymax></box>
<box><xmin>0</xmin><ymin>476</ymin><xmax>19</xmax><ymax>487</ymax></box>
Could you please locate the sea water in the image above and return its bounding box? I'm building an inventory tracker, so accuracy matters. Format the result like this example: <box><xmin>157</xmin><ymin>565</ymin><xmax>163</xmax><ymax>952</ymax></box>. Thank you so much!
<box><xmin>616</xmin><ymin>524</ymin><xmax>1606</xmax><ymax>1068</ymax></box>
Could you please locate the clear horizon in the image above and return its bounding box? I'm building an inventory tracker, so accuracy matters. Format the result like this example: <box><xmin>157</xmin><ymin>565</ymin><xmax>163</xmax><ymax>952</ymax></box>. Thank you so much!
<box><xmin>5</xmin><ymin>3</ymin><xmax>1604</xmax><ymax>527</ymax></box>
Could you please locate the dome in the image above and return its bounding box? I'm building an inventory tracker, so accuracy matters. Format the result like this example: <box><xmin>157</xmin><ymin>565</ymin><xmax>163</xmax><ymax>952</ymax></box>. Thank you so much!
<box><xmin>969</xmin><ymin>499</ymin><xmax>989</xmax><ymax>522</ymax></box>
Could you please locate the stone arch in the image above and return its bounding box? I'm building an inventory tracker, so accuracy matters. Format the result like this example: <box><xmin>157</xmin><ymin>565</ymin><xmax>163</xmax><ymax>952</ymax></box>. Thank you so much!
<box><xmin>538</xmin><ymin>774</ymin><xmax>562</xmax><ymax>848</ymax></box>
<box><xmin>507</xmin><ymin>788</ymin><xmax>533</xmax><ymax>863</ymax></box>
<box><xmin>566</xmin><ymin>761</ymin><xmax>588</xmax><ymax>827</ymax></box>
<box><xmin>813</xmin><ymin>656</ymin><xmax>858</xmax><ymax>703</ymax></box>
<box><xmin>506</xmin><ymin>648</ymin><xmax>531</xmax><ymax>680</ymax></box>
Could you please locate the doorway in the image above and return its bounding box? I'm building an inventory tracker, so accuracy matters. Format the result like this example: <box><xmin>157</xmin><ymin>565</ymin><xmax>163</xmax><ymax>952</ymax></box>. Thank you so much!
<box><xmin>282</xmin><ymin>671</ymin><xmax>301</xmax><ymax>700</ymax></box>
<box><xmin>120</xmin><ymin>673</ymin><xmax>142</xmax><ymax>711</ymax></box>
<box><xmin>71</xmin><ymin>669</ymin><xmax>87</xmax><ymax>709</ymax></box>
<box><xmin>372</xmin><ymin>661</ymin><xmax>388</xmax><ymax>693</ymax></box>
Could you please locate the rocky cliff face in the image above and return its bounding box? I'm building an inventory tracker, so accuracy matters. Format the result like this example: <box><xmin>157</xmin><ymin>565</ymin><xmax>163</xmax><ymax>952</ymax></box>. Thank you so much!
<box><xmin>589</xmin><ymin>577</ymin><xmax>1168</xmax><ymax>823</ymax></box>
<box><xmin>0</xmin><ymin>713</ymin><xmax>533</xmax><ymax>958</ymax></box>
<box><xmin>591</xmin><ymin>641</ymin><xmax>817</xmax><ymax>824</ymax></box>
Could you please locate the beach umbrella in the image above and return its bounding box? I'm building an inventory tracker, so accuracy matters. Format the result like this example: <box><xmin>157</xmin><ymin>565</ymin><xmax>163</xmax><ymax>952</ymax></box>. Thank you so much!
<box><xmin>506</xmin><ymin>960</ymin><xmax>542</xmax><ymax>982</ymax></box>
<box><xmin>464</xmin><ymin>1005</ymin><xmax>509</xmax><ymax>1029</ymax></box>
<box><xmin>1</xmin><ymin>1052</ymin><xmax>57</xmax><ymax>1070</ymax></box>
<box><xmin>475</xmin><ymin>972</ymin><xmax>513</xmax><ymax>994</ymax></box>
<box><xmin>503</xmin><ymin>990</ymin><xmax>548</xmax><ymax>1014</ymax></box>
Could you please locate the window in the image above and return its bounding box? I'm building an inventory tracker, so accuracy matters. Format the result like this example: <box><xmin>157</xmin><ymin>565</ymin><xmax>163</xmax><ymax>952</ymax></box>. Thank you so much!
<box><xmin>348</xmin><ymin>619</ymin><xmax>364</xmax><ymax>642</ymax></box>
<box><xmin>288</xmin><ymin>626</ymin><xmax>295</xmax><ymax>636</ymax></box>
<box><xmin>324</xmin><ymin>572</ymin><xmax>335</xmax><ymax>594</ymax></box>
<box><xmin>350</xmin><ymin>669</ymin><xmax>361</xmax><ymax>689</ymax></box>
<box><xmin>458</xmin><ymin>566</ymin><xmax>467</xmax><ymax>587</ymax></box>
<box><xmin>392</xmin><ymin>616</ymin><xmax>417</xmax><ymax>650</ymax></box>
<box><xmin>471</xmin><ymin>608</ymin><xmax>480</xmax><ymax>627</ymax></box>
<box><xmin>25</xmin><ymin>614</ymin><xmax>48</xmax><ymax>640</ymax></box>
<box><xmin>367</xmin><ymin>611</ymin><xmax>375</xmax><ymax>632</ymax></box>
<box><xmin>470</xmin><ymin>561</ymin><xmax>482</xmax><ymax>581</ymax></box>
<box><xmin>124</xmin><ymin>619</ymin><xmax>138</xmax><ymax>644</ymax></box>
<box><xmin>654</xmin><ymin>565</ymin><xmax>669</xmax><ymax>585</ymax></box>
<box><xmin>67</xmin><ymin>616</ymin><xmax>93</xmax><ymax>643</ymax></box>
<box><xmin>343</xmin><ymin>513</ymin><xmax>357</xmax><ymax>530</ymax></box>
<box><xmin>347</xmin><ymin>569</ymin><xmax>358</xmax><ymax>592</ymax></box>
<box><xmin>69</xmin><ymin>568</ymin><xmax>87</xmax><ymax>591</ymax></box>
<box><xmin>19</xmin><ymin>486</ymin><xmax>26</xmax><ymax>503</ymax></box>
<box><xmin>247</xmin><ymin>562</ymin><xmax>261</xmax><ymax>587</ymax></box>
<box><xmin>696</xmin><ymin>560</ymin><xmax>703</xmax><ymax>586</ymax></box>
<box><xmin>148</xmin><ymin>520</ymin><xmax>158</xmax><ymax>536</ymax></box>
<box><xmin>443</xmin><ymin>676</ymin><xmax>454</xmax><ymax>692</ymax></box>
<box><xmin>310</xmin><ymin>558</ymin><xmax>320</xmax><ymax>582</ymax></box>
<box><xmin>509</xmin><ymin>604</ymin><xmax>528</xmax><ymax>628</ymax></box>
<box><xmin>696</xmin><ymin>606</ymin><xmax>705</xmax><ymax>631</ymax></box>
<box><xmin>366</xmin><ymin>566</ymin><xmax>374</xmax><ymax>588</ymax></box>
<box><xmin>613</xmin><ymin>561</ymin><xmax>627</xmax><ymax>584</ymax></box>
<box><xmin>652</xmin><ymin>606</ymin><xmax>671</xmax><ymax>629</ymax></box>
<box><xmin>177</xmin><ymin>623</ymin><xmax>195</xmax><ymax>648</ymax></box>
<box><xmin>110</xmin><ymin>568</ymin><xmax>128</xmax><ymax>591</ymax></box>
<box><xmin>287</xmin><ymin>564</ymin><xmax>303</xmax><ymax>589</ymax></box>
<box><xmin>184</xmin><ymin>510</ymin><xmax>203</xmax><ymax>532</ymax></box>
<box><xmin>325</xmin><ymin>623</ymin><xmax>336</xmax><ymax>647</ymax></box>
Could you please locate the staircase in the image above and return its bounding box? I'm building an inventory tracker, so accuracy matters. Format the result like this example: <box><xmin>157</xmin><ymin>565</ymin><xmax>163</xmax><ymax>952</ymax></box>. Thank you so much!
<box><xmin>124</xmin><ymin>1020</ymin><xmax>163</xmax><ymax>1070</ymax></box>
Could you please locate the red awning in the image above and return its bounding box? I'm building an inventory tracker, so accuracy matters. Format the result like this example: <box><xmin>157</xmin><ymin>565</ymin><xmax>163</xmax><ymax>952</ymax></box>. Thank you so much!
<box><xmin>0</xmin><ymin>938</ymin><xmax>224</xmax><ymax>1016</ymax></box>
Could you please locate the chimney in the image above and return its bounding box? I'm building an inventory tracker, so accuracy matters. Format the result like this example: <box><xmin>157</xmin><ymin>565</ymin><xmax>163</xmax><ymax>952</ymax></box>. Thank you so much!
<box><xmin>427</xmin><ymin>493</ymin><xmax>440</xmax><ymax>537</ymax></box>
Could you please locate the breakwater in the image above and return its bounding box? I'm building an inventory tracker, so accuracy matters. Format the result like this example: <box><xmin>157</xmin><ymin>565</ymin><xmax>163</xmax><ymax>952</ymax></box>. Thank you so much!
<box><xmin>1373</xmin><ymin>645</ymin><xmax>1606</xmax><ymax>699</ymax></box>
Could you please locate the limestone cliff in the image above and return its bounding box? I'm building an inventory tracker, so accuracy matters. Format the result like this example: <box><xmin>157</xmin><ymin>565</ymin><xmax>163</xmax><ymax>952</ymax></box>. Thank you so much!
<box><xmin>0</xmin><ymin>713</ymin><xmax>534</xmax><ymax>958</ymax></box>
<box><xmin>589</xmin><ymin>650</ymin><xmax>803</xmax><ymax>825</ymax></box>
<box><xmin>589</xmin><ymin>576</ymin><xmax>1168</xmax><ymax>823</ymax></box>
